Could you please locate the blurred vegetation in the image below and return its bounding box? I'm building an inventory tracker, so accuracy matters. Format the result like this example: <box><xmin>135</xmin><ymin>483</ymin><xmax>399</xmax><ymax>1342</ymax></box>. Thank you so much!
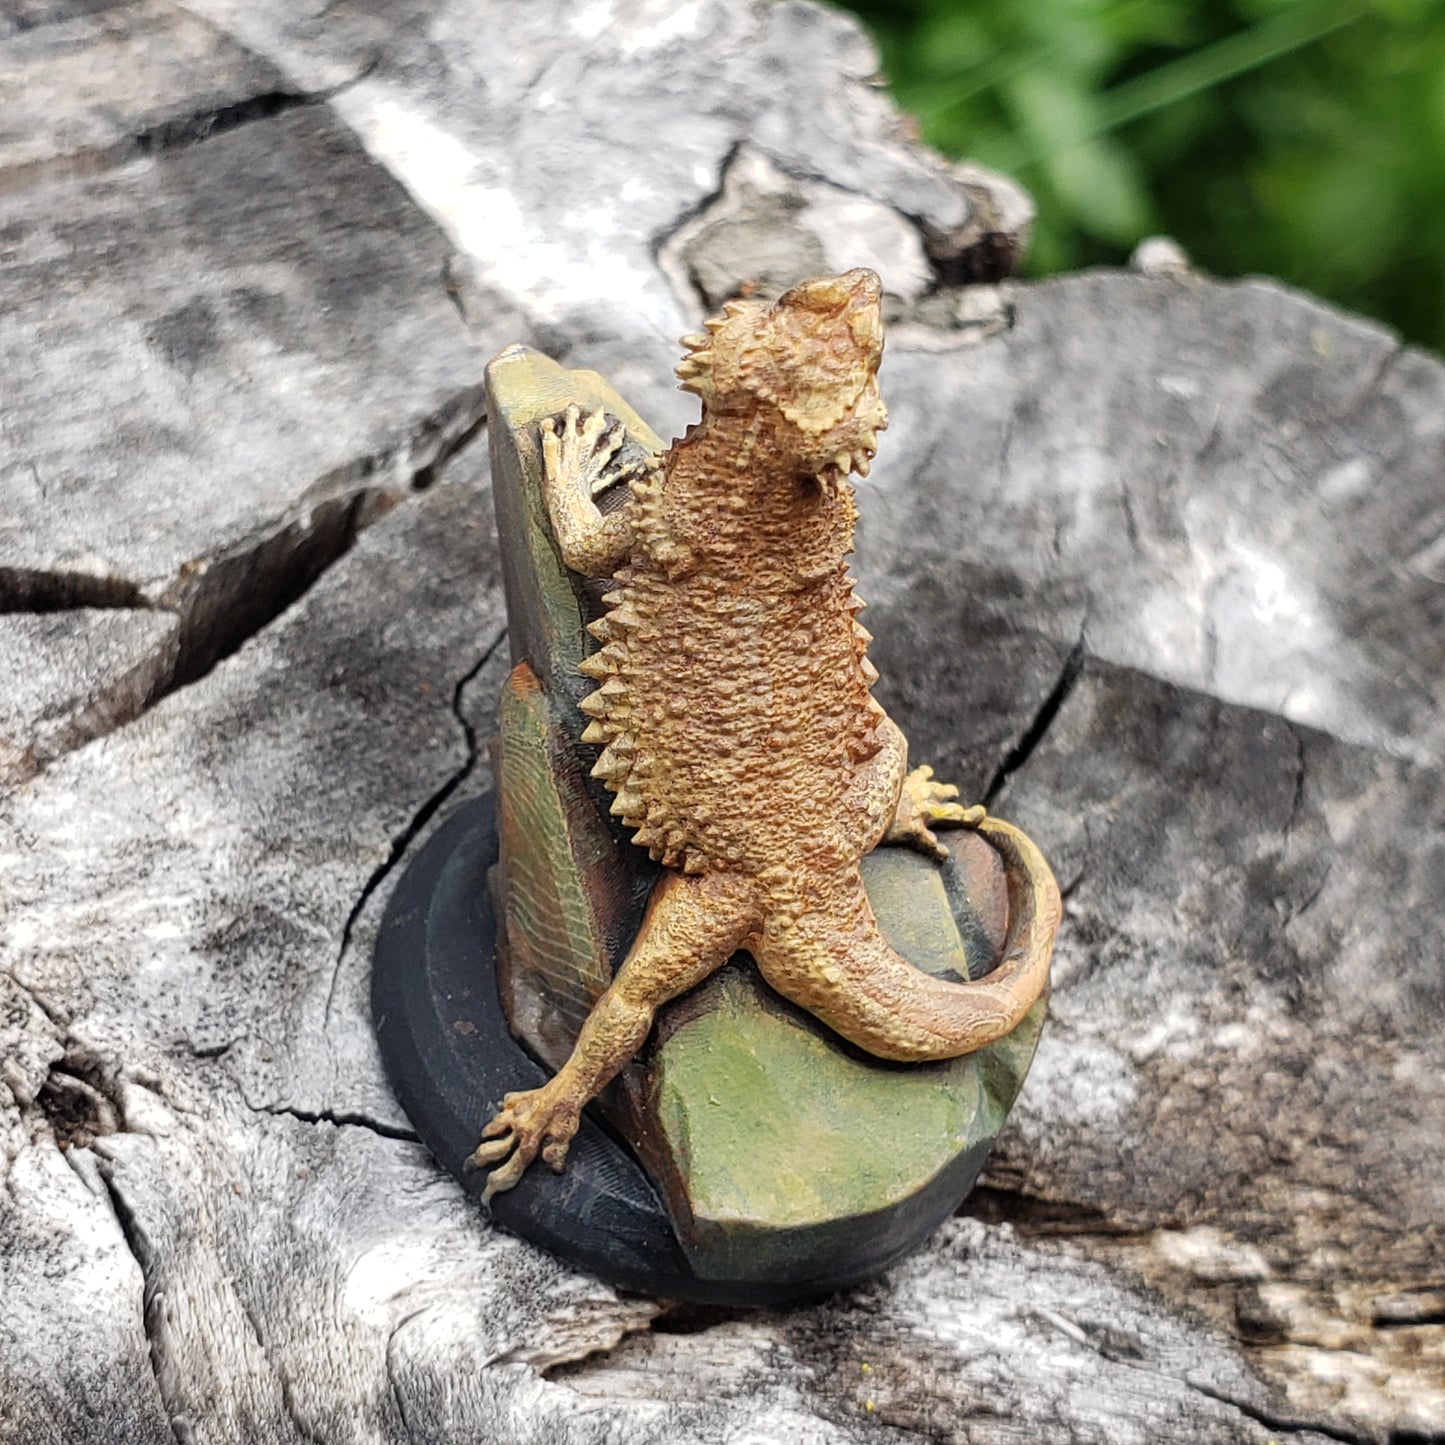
<box><xmin>833</xmin><ymin>0</ymin><xmax>1445</xmax><ymax>353</ymax></box>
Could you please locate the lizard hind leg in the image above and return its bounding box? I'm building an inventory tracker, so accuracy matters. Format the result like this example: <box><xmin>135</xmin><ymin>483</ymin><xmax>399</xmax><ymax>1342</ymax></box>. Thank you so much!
<box><xmin>470</xmin><ymin>868</ymin><xmax>759</xmax><ymax>1201</ymax></box>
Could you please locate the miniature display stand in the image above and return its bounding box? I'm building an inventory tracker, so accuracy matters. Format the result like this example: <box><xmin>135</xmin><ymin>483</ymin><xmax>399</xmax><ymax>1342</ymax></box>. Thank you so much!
<box><xmin>375</xmin><ymin>273</ymin><xmax>1059</xmax><ymax>1303</ymax></box>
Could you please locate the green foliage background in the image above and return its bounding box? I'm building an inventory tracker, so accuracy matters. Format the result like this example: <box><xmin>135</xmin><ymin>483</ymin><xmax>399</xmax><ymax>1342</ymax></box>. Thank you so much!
<box><xmin>832</xmin><ymin>0</ymin><xmax>1445</xmax><ymax>353</ymax></box>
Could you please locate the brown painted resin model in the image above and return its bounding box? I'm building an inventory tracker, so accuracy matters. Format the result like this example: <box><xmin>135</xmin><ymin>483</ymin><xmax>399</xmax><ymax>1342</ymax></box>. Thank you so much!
<box><xmin>472</xmin><ymin>269</ymin><xmax>1060</xmax><ymax>1199</ymax></box>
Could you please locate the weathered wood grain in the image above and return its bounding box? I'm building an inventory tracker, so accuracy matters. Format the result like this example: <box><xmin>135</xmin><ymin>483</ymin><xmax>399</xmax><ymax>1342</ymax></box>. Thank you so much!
<box><xmin>0</xmin><ymin>609</ymin><xmax>177</xmax><ymax>782</ymax></box>
<box><xmin>2</xmin><ymin>1</ymin><xmax>1440</xmax><ymax>1441</ymax></box>
<box><xmin>0</xmin><ymin>0</ymin><xmax>285</xmax><ymax>187</ymax></box>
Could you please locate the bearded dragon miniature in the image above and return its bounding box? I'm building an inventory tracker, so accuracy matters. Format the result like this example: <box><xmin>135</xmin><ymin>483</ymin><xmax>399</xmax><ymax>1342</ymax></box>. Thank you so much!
<box><xmin>471</xmin><ymin>268</ymin><xmax>1060</xmax><ymax>1199</ymax></box>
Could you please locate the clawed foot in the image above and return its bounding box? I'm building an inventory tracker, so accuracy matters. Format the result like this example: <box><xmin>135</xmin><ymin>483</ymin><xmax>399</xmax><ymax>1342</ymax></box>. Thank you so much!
<box><xmin>539</xmin><ymin>404</ymin><xmax>649</xmax><ymax>500</ymax></box>
<box><xmin>467</xmin><ymin>1082</ymin><xmax>583</xmax><ymax>1204</ymax></box>
<box><xmin>886</xmin><ymin>765</ymin><xmax>985</xmax><ymax>861</ymax></box>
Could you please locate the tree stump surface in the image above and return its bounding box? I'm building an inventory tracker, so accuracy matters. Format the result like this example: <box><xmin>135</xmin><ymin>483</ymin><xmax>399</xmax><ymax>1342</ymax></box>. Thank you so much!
<box><xmin>1</xmin><ymin>3</ymin><xmax>1441</xmax><ymax>1442</ymax></box>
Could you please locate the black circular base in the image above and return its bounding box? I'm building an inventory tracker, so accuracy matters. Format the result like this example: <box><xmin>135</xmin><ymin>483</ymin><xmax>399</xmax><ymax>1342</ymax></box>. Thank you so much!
<box><xmin>372</xmin><ymin>794</ymin><xmax>993</xmax><ymax>1304</ymax></box>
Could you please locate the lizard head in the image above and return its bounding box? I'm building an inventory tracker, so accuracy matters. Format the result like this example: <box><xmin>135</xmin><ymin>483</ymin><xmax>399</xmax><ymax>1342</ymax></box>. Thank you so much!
<box><xmin>676</xmin><ymin>268</ymin><xmax>888</xmax><ymax>479</ymax></box>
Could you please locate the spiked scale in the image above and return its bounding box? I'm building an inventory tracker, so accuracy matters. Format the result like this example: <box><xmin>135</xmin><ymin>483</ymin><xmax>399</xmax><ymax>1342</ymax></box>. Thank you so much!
<box><xmin>568</xmin><ymin>269</ymin><xmax>893</xmax><ymax>877</ymax></box>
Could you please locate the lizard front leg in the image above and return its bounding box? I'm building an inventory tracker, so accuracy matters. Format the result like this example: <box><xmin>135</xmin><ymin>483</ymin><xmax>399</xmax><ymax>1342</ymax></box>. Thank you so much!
<box><xmin>849</xmin><ymin>715</ymin><xmax>983</xmax><ymax>861</ymax></box>
<box><xmin>539</xmin><ymin>404</ymin><xmax>654</xmax><ymax>576</ymax></box>
<box><xmin>888</xmin><ymin>763</ymin><xmax>984</xmax><ymax>860</ymax></box>
<box><xmin>469</xmin><ymin>868</ymin><xmax>758</xmax><ymax>1201</ymax></box>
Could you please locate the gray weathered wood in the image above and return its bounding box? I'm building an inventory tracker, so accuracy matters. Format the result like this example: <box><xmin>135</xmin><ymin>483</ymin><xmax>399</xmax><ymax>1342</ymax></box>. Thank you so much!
<box><xmin>0</xmin><ymin>0</ymin><xmax>283</xmax><ymax>185</ymax></box>
<box><xmin>2</xmin><ymin>2</ymin><xmax>1441</xmax><ymax>1442</ymax></box>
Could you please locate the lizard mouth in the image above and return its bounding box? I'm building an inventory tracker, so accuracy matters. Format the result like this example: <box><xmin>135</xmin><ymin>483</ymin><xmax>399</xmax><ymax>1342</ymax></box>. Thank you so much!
<box><xmin>822</xmin><ymin>426</ymin><xmax>881</xmax><ymax>482</ymax></box>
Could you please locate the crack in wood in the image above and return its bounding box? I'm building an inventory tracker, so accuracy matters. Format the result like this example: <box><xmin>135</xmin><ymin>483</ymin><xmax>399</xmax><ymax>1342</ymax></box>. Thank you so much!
<box><xmin>654</xmin><ymin>137</ymin><xmax>1026</xmax><ymax>324</ymax></box>
<box><xmin>0</xmin><ymin>58</ymin><xmax>375</xmax><ymax>196</ymax></box>
<box><xmin>130</xmin><ymin>87</ymin><xmax>321</xmax><ymax>158</ymax></box>
<box><xmin>983</xmin><ymin>615</ymin><xmax>1089</xmax><ymax>807</ymax></box>
<box><xmin>384</xmin><ymin>1306</ymin><xmax>430</xmax><ymax>1442</ymax></box>
<box><xmin>979</xmin><ymin>1207</ymin><xmax>1445</xmax><ymax>1442</ymax></box>
<box><xmin>1285</xmin><ymin>720</ymin><xmax>1309</xmax><ymax>838</ymax></box>
<box><xmin>91</xmin><ymin>1162</ymin><xmax>188</xmax><ymax>1445</ymax></box>
<box><xmin>960</xmin><ymin>1184</ymin><xmax>1159</xmax><ymax>1239</ymax></box>
<box><xmin>1187</xmin><ymin>1374</ymin><xmax>1383</xmax><ymax>1445</ymax></box>
<box><xmin>1029</xmin><ymin>1301</ymin><xmax>1378</xmax><ymax>1445</ymax></box>
<box><xmin>1335</xmin><ymin>339</ymin><xmax>1407</xmax><ymax>423</ymax></box>
<box><xmin>35</xmin><ymin>1065</ymin><xmax>122</xmax><ymax>1149</ymax></box>
<box><xmin>1370</xmin><ymin>1290</ymin><xmax>1445</xmax><ymax>1330</ymax></box>
<box><xmin>5</xmin><ymin>389</ymin><xmax>489</xmax><ymax>785</ymax></box>
<box><xmin>0</xmin><ymin>0</ymin><xmax>129</xmax><ymax>36</ymax></box>
<box><xmin>0</xmin><ymin>565</ymin><xmax>151</xmax><ymax>613</ymax></box>
<box><xmin>235</xmin><ymin>1292</ymin><xmax>327</xmax><ymax>1445</ymax></box>
<box><xmin>2</xmin><ymin>966</ymin><xmax>69</xmax><ymax>1034</ymax></box>
<box><xmin>323</xmin><ymin>622</ymin><xmax>509</xmax><ymax>1023</ymax></box>
<box><xmin>254</xmin><ymin>1101</ymin><xmax>420</xmax><ymax>1145</ymax></box>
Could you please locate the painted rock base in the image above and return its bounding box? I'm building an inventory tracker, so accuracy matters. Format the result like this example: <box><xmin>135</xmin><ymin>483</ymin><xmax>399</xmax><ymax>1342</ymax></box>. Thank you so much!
<box><xmin>373</xmin><ymin>793</ymin><xmax>1037</xmax><ymax>1304</ymax></box>
<box><xmin>629</xmin><ymin>840</ymin><xmax>1044</xmax><ymax>1284</ymax></box>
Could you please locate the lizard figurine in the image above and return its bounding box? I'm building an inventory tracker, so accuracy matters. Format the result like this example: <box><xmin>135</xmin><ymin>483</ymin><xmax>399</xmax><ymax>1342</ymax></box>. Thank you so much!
<box><xmin>471</xmin><ymin>268</ymin><xmax>1059</xmax><ymax>1200</ymax></box>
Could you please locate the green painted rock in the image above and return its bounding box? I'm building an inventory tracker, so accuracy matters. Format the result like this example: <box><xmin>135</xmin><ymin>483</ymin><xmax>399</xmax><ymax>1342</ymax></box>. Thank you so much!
<box><xmin>490</xmin><ymin>664</ymin><xmax>652</xmax><ymax>1074</ymax></box>
<box><xmin>633</xmin><ymin>846</ymin><xmax>1044</xmax><ymax>1283</ymax></box>
<box><xmin>486</xmin><ymin>346</ymin><xmax>661</xmax><ymax>1088</ymax></box>
<box><xmin>485</xmin><ymin>347</ymin><xmax>1045</xmax><ymax>1285</ymax></box>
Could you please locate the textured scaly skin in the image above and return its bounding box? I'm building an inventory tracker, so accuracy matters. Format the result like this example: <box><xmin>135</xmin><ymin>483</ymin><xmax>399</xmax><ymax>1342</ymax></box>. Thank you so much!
<box><xmin>473</xmin><ymin>270</ymin><xmax>1060</xmax><ymax>1200</ymax></box>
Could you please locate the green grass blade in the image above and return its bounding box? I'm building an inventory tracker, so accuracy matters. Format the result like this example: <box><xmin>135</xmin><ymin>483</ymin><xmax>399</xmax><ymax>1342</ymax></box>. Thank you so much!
<box><xmin>1098</xmin><ymin>3</ymin><xmax>1365</xmax><ymax>133</ymax></box>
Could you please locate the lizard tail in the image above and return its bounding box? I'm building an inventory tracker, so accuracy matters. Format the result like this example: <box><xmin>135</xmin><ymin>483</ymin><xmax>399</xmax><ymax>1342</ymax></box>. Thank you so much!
<box><xmin>751</xmin><ymin>817</ymin><xmax>1060</xmax><ymax>1062</ymax></box>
